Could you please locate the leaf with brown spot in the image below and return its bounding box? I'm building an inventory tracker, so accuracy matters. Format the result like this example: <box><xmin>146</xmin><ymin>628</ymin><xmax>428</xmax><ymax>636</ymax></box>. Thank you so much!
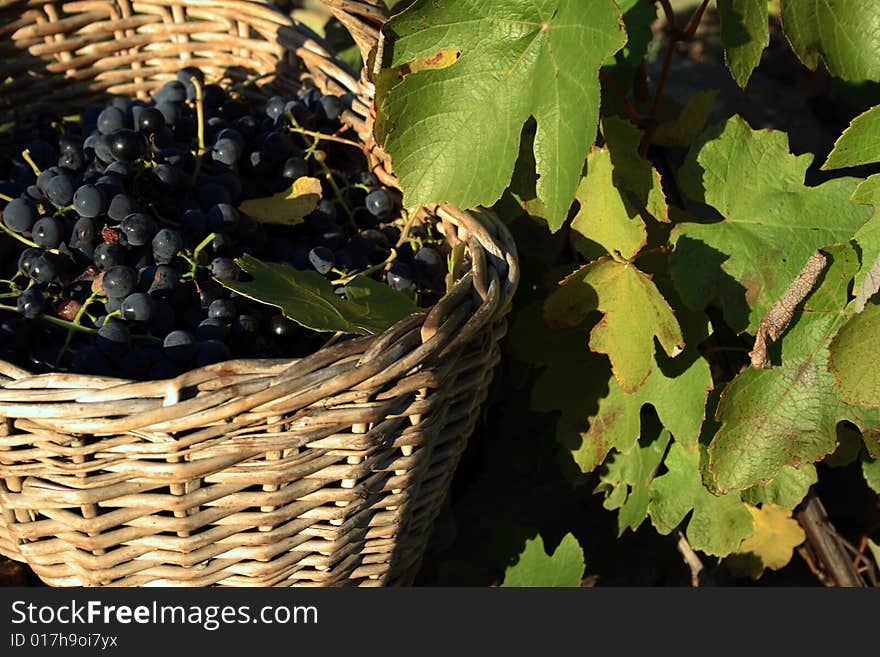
<box><xmin>707</xmin><ymin>244</ymin><xmax>880</xmax><ymax>493</ymax></box>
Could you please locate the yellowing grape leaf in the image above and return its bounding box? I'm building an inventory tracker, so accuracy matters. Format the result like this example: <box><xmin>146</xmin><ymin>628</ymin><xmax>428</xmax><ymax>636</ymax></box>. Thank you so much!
<box><xmin>596</xmin><ymin>431</ymin><xmax>671</xmax><ymax>535</ymax></box>
<box><xmin>545</xmin><ymin>258</ymin><xmax>684</xmax><ymax>392</ymax></box>
<box><xmin>672</xmin><ymin>115</ymin><xmax>873</xmax><ymax>333</ymax></box>
<box><xmin>823</xmin><ymin>104</ymin><xmax>880</xmax><ymax>170</ymax></box>
<box><xmin>648</xmin><ymin>442</ymin><xmax>753</xmax><ymax>557</ymax></box>
<box><xmin>829</xmin><ymin>304</ymin><xmax>880</xmax><ymax>408</ymax></box>
<box><xmin>238</xmin><ymin>177</ymin><xmax>322</xmax><ymax>225</ymax></box>
<box><xmin>375</xmin><ymin>0</ymin><xmax>627</xmax><ymax>231</ymax></box>
<box><xmin>780</xmin><ymin>1</ymin><xmax>880</xmax><ymax>83</ymax></box>
<box><xmin>729</xmin><ymin>504</ymin><xmax>805</xmax><ymax>578</ymax></box>
<box><xmin>718</xmin><ymin>0</ymin><xmax>769</xmax><ymax>88</ymax></box>
<box><xmin>502</xmin><ymin>533</ymin><xmax>584</xmax><ymax>587</ymax></box>
<box><xmin>706</xmin><ymin>244</ymin><xmax>880</xmax><ymax>493</ymax></box>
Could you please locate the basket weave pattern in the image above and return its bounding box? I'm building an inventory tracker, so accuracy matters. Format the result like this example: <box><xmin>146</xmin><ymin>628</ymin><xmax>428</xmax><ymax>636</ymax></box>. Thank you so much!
<box><xmin>0</xmin><ymin>0</ymin><xmax>518</xmax><ymax>586</ymax></box>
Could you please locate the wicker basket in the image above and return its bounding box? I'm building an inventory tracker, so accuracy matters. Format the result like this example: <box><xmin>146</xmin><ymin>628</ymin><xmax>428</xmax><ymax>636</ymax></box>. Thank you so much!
<box><xmin>0</xmin><ymin>0</ymin><xmax>518</xmax><ymax>586</ymax></box>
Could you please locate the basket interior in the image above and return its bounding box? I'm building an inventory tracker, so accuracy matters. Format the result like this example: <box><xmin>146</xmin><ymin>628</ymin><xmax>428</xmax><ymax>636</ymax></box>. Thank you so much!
<box><xmin>0</xmin><ymin>0</ymin><xmax>320</xmax><ymax>124</ymax></box>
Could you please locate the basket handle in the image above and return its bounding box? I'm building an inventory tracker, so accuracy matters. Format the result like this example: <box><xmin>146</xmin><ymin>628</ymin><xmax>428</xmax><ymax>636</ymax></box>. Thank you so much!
<box><xmin>319</xmin><ymin>0</ymin><xmax>389</xmax><ymax>69</ymax></box>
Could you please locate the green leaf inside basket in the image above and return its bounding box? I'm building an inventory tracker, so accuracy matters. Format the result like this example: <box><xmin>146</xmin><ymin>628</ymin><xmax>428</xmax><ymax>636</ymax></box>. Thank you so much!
<box><xmin>218</xmin><ymin>254</ymin><xmax>418</xmax><ymax>335</ymax></box>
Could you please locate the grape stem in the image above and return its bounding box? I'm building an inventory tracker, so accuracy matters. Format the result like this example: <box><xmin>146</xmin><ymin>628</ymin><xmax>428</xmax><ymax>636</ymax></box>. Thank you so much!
<box><xmin>331</xmin><ymin>248</ymin><xmax>397</xmax><ymax>286</ymax></box>
<box><xmin>182</xmin><ymin>231</ymin><xmax>217</xmax><ymax>280</ymax></box>
<box><xmin>0</xmin><ymin>192</ymin><xmax>12</xmax><ymax>202</ymax></box>
<box><xmin>0</xmin><ymin>303</ymin><xmax>97</xmax><ymax>334</ymax></box>
<box><xmin>287</xmin><ymin>112</ymin><xmax>357</xmax><ymax>227</ymax></box>
<box><xmin>56</xmin><ymin>291</ymin><xmax>101</xmax><ymax>365</ymax></box>
<box><xmin>285</xmin><ymin>114</ymin><xmax>363</xmax><ymax>150</ymax></box>
<box><xmin>21</xmin><ymin>149</ymin><xmax>42</xmax><ymax>176</ymax></box>
<box><xmin>191</xmin><ymin>77</ymin><xmax>207</xmax><ymax>184</ymax></box>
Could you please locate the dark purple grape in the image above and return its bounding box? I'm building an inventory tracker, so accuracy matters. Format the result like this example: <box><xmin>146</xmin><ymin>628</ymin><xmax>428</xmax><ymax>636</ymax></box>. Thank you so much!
<box><xmin>17</xmin><ymin>288</ymin><xmax>45</xmax><ymax>319</ymax></box>
<box><xmin>265</xmin><ymin>96</ymin><xmax>286</xmax><ymax>120</ymax></box>
<box><xmin>308</xmin><ymin>246</ymin><xmax>335</xmax><ymax>275</ymax></box>
<box><xmin>151</xmin><ymin>228</ymin><xmax>183</xmax><ymax>264</ymax></box>
<box><xmin>282</xmin><ymin>156</ymin><xmax>308</xmax><ymax>180</ymax></box>
<box><xmin>365</xmin><ymin>189</ymin><xmax>392</xmax><ymax>218</ymax></box>
<box><xmin>163</xmin><ymin>329</ymin><xmax>197</xmax><ymax>364</ymax></box>
<box><xmin>46</xmin><ymin>174</ymin><xmax>75</xmax><ymax>207</ymax></box>
<box><xmin>121</xmin><ymin>292</ymin><xmax>155</xmax><ymax>322</ymax></box>
<box><xmin>386</xmin><ymin>263</ymin><xmax>414</xmax><ymax>292</ymax></box>
<box><xmin>72</xmin><ymin>185</ymin><xmax>106</xmax><ymax>218</ymax></box>
<box><xmin>93</xmin><ymin>242</ymin><xmax>126</xmax><ymax>271</ymax></box>
<box><xmin>2</xmin><ymin>198</ymin><xmax>36</xmax><ymax>232</ymax></box>
<box><xmin>29</xmin><ymin>254</ymin><xmax>59</xmax><ymax>285</ymax></box>
<box><xmin>208</xmin><ymin>298</ymin><xmax>236</xmax><ymax>322</ymax></box>
<box><xmin>136</xmin><ymin>106</ymin><xmax>165</xmax><ymax>135</ymax></box>
<box><xmin>207</xmin><ymin>204</ymin><xmax>239</xmax><ymax>233</ymax></box>
<box><xmin>108</xmin><ymin>129</ymin><xmax>145</xmax><ymax>163</ymax></box>
<box><xmin>17</xmin><ymin>248</ymin><xmax>41</xmax><ymax>277</ymax></box>
<box><xmin>269</xmin><ymin>314</ymin><xmax>297</xmax><ymax>338</ymax></box>
<box><xmin>96</xmin><ymin>316</ymin><xmax>130</xmax><ymax>357</ymax></box>
<box><xmin>97</xmin><ymin>106</ymin><xmax>126</xmax><ymax>135</ymax></box>
<box><xmin>211</xmin><ymin>137</ymin><xmax>242</xmax><ymax>166</ymax></box>
<box><xmin>196</xmin><ymin>317</ymin><xmax>227</xmax><ymax>341</ymax></box>
<box><xmin>108</xmin><ymin>193</ymin><xmax>137</xmax><ymax>222</ymax></box>
<box><xmin>120</xmin><ymin>213</ymin><xmax>157</xmax><ymax>247</ymax></box>
<box><xmin>156</xmin><ymin>80</ymin><xmax>187</xmax><ymax>103</ymax></box>
<box><xmin>211</xmin><ymin>257</ymin><xmax>238</xmax><ymax>281</ymax></box>
<box><xmin>32</xmin><ymin>216</ymin><xmax>63</xmax><ymax>249</ymax></box>
<box><xmin>148</xmin><ymin>265</ymin><xmax>178</xmax><ymax>297</ymax></box>
<box><xmin>414</xmin><ymin>246</ymin><xmax>444</xmax><ymax>281</ymax></box>
<box><xmin>318</xmin><ymin>94</ymin><xmax>343</xmax><ymax>121</ymax></box>
<box><xmin>102</xmin><ymin>266</ymin><xmax>137</xmax><ymax>299</ymax></box>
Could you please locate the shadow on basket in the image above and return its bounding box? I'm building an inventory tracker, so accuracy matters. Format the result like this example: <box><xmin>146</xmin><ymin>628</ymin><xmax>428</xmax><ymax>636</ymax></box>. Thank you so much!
<box><xmin>0</xmin><ymin>0</ymin><xmax>518</xmax><ymax>587</ymax></box>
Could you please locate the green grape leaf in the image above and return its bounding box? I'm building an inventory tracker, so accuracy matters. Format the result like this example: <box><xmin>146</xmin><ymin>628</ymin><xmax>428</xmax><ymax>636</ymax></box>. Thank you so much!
<box><xmin>823</xmin><ymin>104</ymin><xmax>880</xmax><ymax>170</ymax></box>
<box><xmin>672</xmin><ymin>115</ymin><xmax>873</xmax><ymax>332</ymax></box>
<box><xmin>850</xmin><ymin>176</ymin><xmax>880</xmax><ymax>311</ymax></box>
<box><xmin>502</xmin><ymin>533</ymin><xmax>585</xmax><ymax>587</ymax></box>
<box><xmin>707</xmin><ymin>244</ymin><xmax>880</xmax><ymax>492</ymax></box>
<box><xmin>718</xmin><ymin>0</ymin><xmax>769</xmax><ymax>88</ymax></box>
<box><xmin>741</xmin><ymin>465</ymin><xmax>817</xmax><ymax>509</ymax></box>
<box><xmin>648</xmin><ymin>442</ymin><xmax>753</xmax><ymax>557</ymax></box>
<box><xmin>375</xmin><ymin>0</ymin><xmax>626</xmax><ymax>231</ymax></box>
<box><xmin>220</xmin><ymin>255</ymin><xmax>417</xmax><ymax>335</ymax></box>
<box><xmin>728</xmin><ymin>504</ymin><xmax>805</xmax><ymax>578</ymax></box>
<box><xmin>545</xmin><ymin>258</ymin><xmax>684</xmax><ymax>392</ymax></box>
<box><xmin>829</xmin><ymin>304</ymin><xmax>880</xmax><ymax>408</ymax></box>
<box><xmin>596</xmin><ymin>431</ymin><xmax>671</xmax><ymax>535</ymax></box>
<box><xmin>652</xmin><ymin>90</ymin><xmax>719</xmax><ymax>148</ymax></box>
<box><xmin>780</xmin><ymin>0</ymin><xmax>880</xmax><ymax>83</ymax></box>
<box><xmin>863</xmin><ymin>457</ymin><xmax>880</xmax><ymax>494</ymax></box>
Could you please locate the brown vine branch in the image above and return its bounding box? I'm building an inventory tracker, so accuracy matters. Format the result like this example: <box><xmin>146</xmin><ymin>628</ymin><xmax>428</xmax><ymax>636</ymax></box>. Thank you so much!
<box><xmin>599</xmin><ymin>70</ymin><xmax>642</xmax><ymax>125</ymax></box>
<box><xmin>640</xmin><ymin>0</ymin><xmax>711</xmax><ymax>155</ymax></box>
<box><xmin>796</xmin><ymin>492</ymin><xmax>866</xmax><ymax>587</ymax></box>
<box><xmin>749</xmin><ymin>250</ymin><xmax>828</xmax><ymax>369</ymax></box>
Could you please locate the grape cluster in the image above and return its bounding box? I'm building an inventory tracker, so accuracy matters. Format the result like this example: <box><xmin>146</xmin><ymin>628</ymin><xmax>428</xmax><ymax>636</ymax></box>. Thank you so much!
<box><xmin>0</xmin><ymin>68</ymin><xmax>448</xmax><ymax>379</ymax></box>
